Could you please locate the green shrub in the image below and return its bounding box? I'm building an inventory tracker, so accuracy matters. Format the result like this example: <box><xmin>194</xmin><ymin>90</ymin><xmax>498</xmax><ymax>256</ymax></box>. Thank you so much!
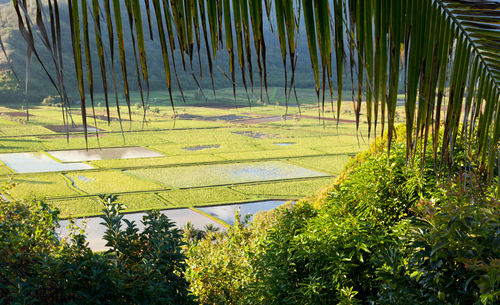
<box><xmin>185</xmin><ymin>125</ymin><xmax>498</xmax><ymax>305</ymax></box>
<box><xmin>185</xmin><ymin>201</ymin><xmax>297</xmax><ymax>304</ymax></box>
<box><xmin>246</xmin><ymin>132</ymin><xmax>496</xmax><ymax>304</ymax></box>
<box><xmin>246</xmin><ymin>143</ymin><xmax>425</xmax><ymax>304</ymax></box>
<box><xmin>0</xmin><ymin>193</ymin><xmax>194</xmax><ymax>304</ymax></box>
<box><xmin>375</xmin><ymin>176</ymin><xmax>500</xmax><ymax>304</ymax></box>
<box><xmin>185</xmin><ymin>213</ymin><xmax>259</xmax><ymax>305</ymax></box>
<box><xmin>41</xmin><ymin>95</ymin><xmax>58</xmax><ymax>106</ymax></box>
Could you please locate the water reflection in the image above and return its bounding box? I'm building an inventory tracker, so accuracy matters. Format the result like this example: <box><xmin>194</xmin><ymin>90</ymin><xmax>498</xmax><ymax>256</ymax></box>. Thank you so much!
<box><xmin>183</xmin><ymin>144</ymin><xmax>220</xmax><ymax>151</ymax></box>
<box><xmin>57</xmin><ymin>200</ymin><xmax>288</xmax><ymax>251</ymax></box>
<box><xmin>48</xmin><ymin>146</ymin><xmax>164</xmax><ymax>162</ymax></box>
<box><xmin>57</xmin><ymin>208</ymin><xmax>225</xmax><ymax>251</ymax></box>
<box><xmin>273</xmin><ymin>142</ymin><xmax>295</xmax><ymax>146</ymax></box>
<box><xmin>0</xmin><ymin>152</ymin><xmax>93</xmax><ymax>173</ymax></box>
<box><xmin>197</xmin><ymin>200</ymin><xmax>286</xmax><ymax>225</ymax></box>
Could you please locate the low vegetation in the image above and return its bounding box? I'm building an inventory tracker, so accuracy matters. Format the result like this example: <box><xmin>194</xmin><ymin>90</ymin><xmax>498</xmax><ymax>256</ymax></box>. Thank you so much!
<box><xmin>1</xmin><ymin>128</ymin><xmax>497</xmax><ymax>304</ymax></box>
<box><xmin>0</xmin><ymin>195</ymin><xmax>194</xmax><ymax>304</ymax></box>
<box><xmin>185</xmin><ymin>128</ymin><xmax>500</xmax><ymax>304</ymax></box>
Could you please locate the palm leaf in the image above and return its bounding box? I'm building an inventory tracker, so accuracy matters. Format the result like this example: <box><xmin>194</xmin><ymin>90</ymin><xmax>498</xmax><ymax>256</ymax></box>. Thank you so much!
<box><xmin>240</xmin><ymin>0</ymin><xmax>254</xmax><ymax>94</ymax></box>
<box><xmin>198</xmin><ymin>0</ymin><xmax>216</xmax><ymax>96</ymax></box>
<box><xmin>232</xmin><ymin>0</ymin><xmax>249</xmax><ymax>105</ymax></box>
<box><xmin>8</xmin><ymin>0</ymin><xmax>500</xmax><ymax>174</ymax></box>
<box><xmin>162</xmin><ymin>0</ymin><xmax>187</xmax><ymax>104</ymax></box>
<box><xmin>111</xmin><ymin>0</ymin><xmax>132</xmax><ymax>121</ymax></box>
<box><xmin>274</xmin><ymin>1</ymin><xmax>288</xmax><ymax>99</ymax></box>
<box><xmin>81</xmin><ymin>0</ymin><xmax>99</xmax><ymax>142</ymax></box>
<box><xmin>131</xmin><ymin>0</ymin><xmax>150</xmax><ymax>101</ymax></box>
<box><xmin>91</xmin><ymin>0</ymin><xmax>110</xmax><ymax>124</ymax></box>
<box><xmin>223</xmin><ymin>0</ymin><xmax>236</xmax><ymax>102</ymax></box>
<box><xmin>103</xmin><ymin>0</ymin><xmax>125</xmax><ymax>133</ymax></box>
<box><xmin>124</xmin><ymin>0</ymin><xmax>147</xmax><ymax>121</ymax></box>
<box><xmin>68</xmin><ymin>0</ymin><xmax>87</xmax><ymax>145</ymax></box>
<box><xmin>151</xmin><ymin>0</ymin><xmax>175</xmax><ymax>109</ymax></box>
<box><xmin>143</xmin><ymin>0</ymin><xmax>154</xmax><ymax>40</ymax></box>
<box><xmin>249</xmin><ymin>0</ymin><xmax>269</xmax><ymax>103</ymax></box>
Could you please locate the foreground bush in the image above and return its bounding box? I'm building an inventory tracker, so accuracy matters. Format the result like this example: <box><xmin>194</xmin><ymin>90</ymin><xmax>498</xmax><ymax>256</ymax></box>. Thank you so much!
<box><xmin>247</xmin><ymin>142</ymin><xmax>433</xmax><ymax>304</ymax></box>
<box><xmin>186</xmin><ymin>131</ymin><xmax>500</xmax><ymax>304</ymax></box>
<box><xmin>0</xmin><ymin>197</ymin><xmax>194</xmax><ymax>304</ymax></box>
<box><xmin>185</xmin><ymin>214</ymin><xmax>255</xmax><ymax>304</ymax></box>
<box><xmin>375</xmin><ymin>177</ymin><xmax>500</xmax><ymax>304</ymax></box>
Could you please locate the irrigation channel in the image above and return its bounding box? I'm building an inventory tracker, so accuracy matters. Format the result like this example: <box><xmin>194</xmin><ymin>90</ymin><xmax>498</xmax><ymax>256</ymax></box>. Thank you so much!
<box><xmin>57</xmin><ymin>200</ymin><xmax>287</xmax><ymax>251</ymax></box>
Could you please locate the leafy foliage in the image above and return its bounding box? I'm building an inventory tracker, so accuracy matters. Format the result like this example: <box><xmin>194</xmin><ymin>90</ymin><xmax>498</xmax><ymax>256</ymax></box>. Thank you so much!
<box><xmin>375</xmin><ymin>177</ymin><xmax>500</xmax><ymax>304</ymax></box>
<box><xmin>41</xmin><ymin>95</ymin><xmax>60</xmax><ymax>106</ymax></box>
<box><xmin>185</xmin><ymin>213</ymin><xmax>258</xmax><ymax>304</ymax></box>
<box><xmin>0</xmin><ymin>1</ymin><xmax>318</xmax><ymax>102</ymax></box>
<box><xmin>246</xmin><ymin>142</ymin><xmax>428</xmax><ymax>304</ymax></box>
<box><xmin>0</xmin><ymin>192</ymin><xmax>194</xmax><ymax>305</ymax></box>
<box><xmin>185</xmin><ymin>129</ymin><xmax>499</xmax><ymax>304</ymax></box>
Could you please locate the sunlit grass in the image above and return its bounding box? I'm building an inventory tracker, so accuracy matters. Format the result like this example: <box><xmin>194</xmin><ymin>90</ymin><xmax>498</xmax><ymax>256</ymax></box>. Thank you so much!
<box><xmin>128</xmin><ymin>161</ymin><xmax>329</xmax><ymax>188</ymax></box>
<box><xmin>0</xmin><ymin>125</ymin><xmax>54</xmax><ymax>136</ymax></box>
<box><xmin>41</xmin><ymin>131</ymin><xmax>167</xmax><ymax>150</ymax></box>
<box><xmin>286</xmin><ymin>155</ymin><xmax>353</xmax><ymax>175</ymax></box>
<box><xmin>116</xmin><ymin>193</ymin><xmax>168</xmax><ymax>212</ymax></box>
<box><xmin>0</xmin><ymin>117</ymin><xmax>22</xmax><ymax>127</ymax></box>
<box><xmin>217</xmin><ymin>148</ymin><xmax>324</xmax><ymax>161</ymax></box>
<box><xmin>0</xmin><ymin>137</ymin><xmax>46</xmax><ymax>152</ymax></box>
<box><xmin>89</xmin><ymin>154</ymin><xmax>225</xmax><ymax>169</ymax></box>
<box><xmin>49</xmin><ymin>196</ymin><xmax>104</xmax><ymax>218</ymax></box>
<box><xmin>0</xmin><ymin>96</ymin><xmax>372</xmax><ymax>217</ymax></box>
<box><xmin>159</xmin><ymin>187</ymin><xmax>249</xmax><ymax>207</ymax></box>
<box><xmin>65</xmin><ymin>170</ymin><xmax>165</xmax><ymax>194</ymax></box>
<box><xmin>0</xmin><ymin>165</ymin><xmax>13</xmax><ymax>175</ymax></box>
<box><xmin>231</xmin><ymin>177</ymin><xmax>334</xmax><ymax>198</ymax></box>
<box><xmin>6</xmin><ymin>173</ymin><xmax>79</xmax><ymax>199</ymax></box>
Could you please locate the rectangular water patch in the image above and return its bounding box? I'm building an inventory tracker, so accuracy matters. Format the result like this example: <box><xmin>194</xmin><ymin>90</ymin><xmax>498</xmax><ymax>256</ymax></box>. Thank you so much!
<box><xmin>47</xmin><ymin>146</ymin><xmax>164</xmax><ymax>162</ymax></box>
<box><xmin>182</xmin><ymin>144</ymin><xmax>220</xmax><ymax>151</ymax></box>
<box><xmin>0</xmin><ymin>152</ymin><xmax>93</xmax><ymax>173</ymax></box>
<box><xmin>197</xmin><ymin>200</ymin><xmax>287</xmax><ymax>225</ymax></box>
<box><xmin>232</xmin><ymin>131</ymin><xmax>281</xmax><ymax>139</ymax></box>
<box><xmin>44</xmin><ymin>125</ymin><xmax>101</xmax><ymax>133</ymax></box>
<box><xmin>232</xmin><ymin>115</ymin><xmax>294</xmax><ymax>124</ymax></box>
<box><xmin>57</xmin><ymin>208</ymin><xmax>225</xmax><ymax>251</ymax></box>
<box><xmin>177</xmin><ymin>114</ymin><xmax>250</xmax><ymax>121</ymax></box>
<box><xmin>127</xmin><ymin>161</ymin><xmax>329</xmax><ymax>188</ymax></box>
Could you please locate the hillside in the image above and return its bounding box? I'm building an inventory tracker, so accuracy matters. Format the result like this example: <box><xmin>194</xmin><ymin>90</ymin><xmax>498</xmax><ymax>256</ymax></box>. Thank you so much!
<box><xmin>0</xmin><ymin>1</ymin><xmax>329</xmax><ymax>105</ymax></box>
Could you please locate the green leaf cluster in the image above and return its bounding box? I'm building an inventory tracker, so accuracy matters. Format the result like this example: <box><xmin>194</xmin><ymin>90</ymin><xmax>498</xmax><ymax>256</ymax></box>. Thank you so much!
<box><xmin>246</xmin><ymin>143</ymin><xmax>428</xmax><ymax>304</ymax></box>
<box><xmin>375</xmin><ymin>179</ymin><xmax>500</xmax><ymax>304</ymax></box>
<box><xmin>185</xmin><ymin>212</ymin><xmax>260</xmax><ymax>305</ymax></box>
<box><xmin>0</xmin><ymin>193</ymin><xmax>194</xmax><ymax>304</ymax></box>
<box><xmin>185</xmin><ymin>129</ymin><xmax>499</xmax><ymax>304</ymax></box>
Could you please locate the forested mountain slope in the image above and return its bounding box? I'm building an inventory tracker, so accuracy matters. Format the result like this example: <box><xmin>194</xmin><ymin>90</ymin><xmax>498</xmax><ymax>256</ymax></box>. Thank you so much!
<box><xmin>0</xmin><ymin>0</ymin><xmax>326</xmax><ymax>104</ymax></box>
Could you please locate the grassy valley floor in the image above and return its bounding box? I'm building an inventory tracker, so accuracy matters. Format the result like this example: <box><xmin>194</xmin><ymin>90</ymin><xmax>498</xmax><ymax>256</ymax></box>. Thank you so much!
<box><xmin>0</xmin><ymin>92</ymin><xmax>373</xmax><ymax>220</ymax></box>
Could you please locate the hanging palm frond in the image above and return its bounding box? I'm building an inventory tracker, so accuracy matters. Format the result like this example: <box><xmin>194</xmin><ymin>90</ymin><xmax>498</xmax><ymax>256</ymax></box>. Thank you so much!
<box><xmin>8</xmin><ymin>0</ymin><xmax>500</xmax><ymax>173</ymax></box>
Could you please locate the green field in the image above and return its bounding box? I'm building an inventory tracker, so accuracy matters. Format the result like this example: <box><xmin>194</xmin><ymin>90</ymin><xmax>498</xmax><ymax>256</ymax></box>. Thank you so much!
<box><xmin>0</xmin><ymin>92</ymin><xmax>374</xmax><ymax>218</ymax></box>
